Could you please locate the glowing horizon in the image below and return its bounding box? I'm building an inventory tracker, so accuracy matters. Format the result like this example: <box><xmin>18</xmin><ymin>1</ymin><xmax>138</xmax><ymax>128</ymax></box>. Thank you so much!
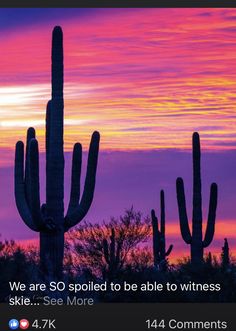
<box><xmin>16</xmin><ymin>219</ymin><xmax>236</xmax><ymax>262</ymax></box>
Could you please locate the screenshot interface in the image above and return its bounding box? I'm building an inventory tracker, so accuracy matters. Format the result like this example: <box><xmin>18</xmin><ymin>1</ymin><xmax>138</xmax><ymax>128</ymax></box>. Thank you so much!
<box><xmin>0</xmin><ymin>4</ymin><xmax>236</xmax><ymax>330</ymax></box>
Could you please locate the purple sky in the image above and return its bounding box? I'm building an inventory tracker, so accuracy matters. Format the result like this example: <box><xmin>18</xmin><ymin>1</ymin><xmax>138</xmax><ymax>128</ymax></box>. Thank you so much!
<box><xmin>1</xmin><ymin>9</ymin><xmax>236</xmax><ymax>260</ymax></box>
<box><xmin>1</xmin><ymin>148</ymin><xmax>236</xmax><ymax>260</ymax></box>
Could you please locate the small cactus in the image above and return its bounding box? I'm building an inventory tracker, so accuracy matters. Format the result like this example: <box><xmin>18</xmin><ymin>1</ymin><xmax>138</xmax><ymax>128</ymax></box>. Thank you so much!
<box><xmin>205</xmin><ymin>252</ymin><xmax>212</xmax><ymax>266</ymax></box>
<box><xmin>176</xmin><ymin>132</ymin><xmax>218</xmax><ymax>266</ymax></box>
<box><xmin>221</xmin><ymin>238</ymin><xmax>230</xmax><ymax>268</ymax></box>
<box><xmin>151</xmin><ymin>190</ymin><xmax>173</xmax><ymax>269</ymax></box>
<box><xmin>103</xmin><ymin>228</ymin><xmax>122</xmax><ymax>280</ymax></box>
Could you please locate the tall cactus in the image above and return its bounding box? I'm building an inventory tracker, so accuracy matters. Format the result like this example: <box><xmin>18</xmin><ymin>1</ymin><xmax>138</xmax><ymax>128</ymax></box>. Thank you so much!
<box><xmin>176</xmin><ymin>132</ymin><xmax>217</xmax><ymax>266</ymax></box>
<box><xmin>151</xmin><ymin>190</ymin><xmax>173</xmax><ymax>269</ymax></box>
<box><xmin>103</xmin><ymin>228</ymin><xmax>122</xmax><ymax>280</ymax></box>
<box><xmin>14</xmin><ymin>26</ymin><xmax>100</xmax><ymax>279</ymax></box>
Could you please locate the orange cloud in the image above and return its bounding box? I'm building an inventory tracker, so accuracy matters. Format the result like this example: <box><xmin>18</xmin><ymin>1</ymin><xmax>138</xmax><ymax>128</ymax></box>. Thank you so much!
<box><xmin>0</xmin><ymin>9</ymin><xmax>236</xmax><ymax>164</ymax></box>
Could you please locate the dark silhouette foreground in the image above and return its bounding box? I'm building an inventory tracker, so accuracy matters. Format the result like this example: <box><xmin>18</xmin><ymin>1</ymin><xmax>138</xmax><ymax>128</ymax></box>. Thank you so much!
<box><xmin>14</xmin><ymin>27</ymin><xmax>100</xmax><ymax>280</ymax></box>
<box><xmin>0</xmin><ymin>210</ymin><xmax>235</xmax><ymax>303</ymax></box>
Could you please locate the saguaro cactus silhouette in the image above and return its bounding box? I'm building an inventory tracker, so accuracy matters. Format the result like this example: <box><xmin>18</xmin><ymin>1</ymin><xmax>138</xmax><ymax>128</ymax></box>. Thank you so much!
<box><xmin>221</xmin><ymin>238</ymin><xmax>230</xmax><ymax>268</ymax></box>
<box><xmin>176</xmin><ymin>132</ymin><xmax>217</xmax><ymax>266</ymax></box>
<box><xmin>151</xmin><ymin>190</ymin><xmax>173</xmax><ymax>269</ymax></box>
<box><xmin>14</xmin><ymin>26</ymin><xmax>100</xmax><ymax>279</ymax></box>
<box><xmin>103</xmin><ymin>228</ymin><xmax>122</xmax><ymax>280</ymax></box>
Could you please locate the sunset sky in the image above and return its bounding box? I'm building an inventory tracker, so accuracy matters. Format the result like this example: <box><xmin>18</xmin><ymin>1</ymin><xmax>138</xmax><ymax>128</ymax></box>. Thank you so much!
<box><xmin>0</xmin><ymin>8</ymin><xmax>236</xmax><ymax>260</ymax></box>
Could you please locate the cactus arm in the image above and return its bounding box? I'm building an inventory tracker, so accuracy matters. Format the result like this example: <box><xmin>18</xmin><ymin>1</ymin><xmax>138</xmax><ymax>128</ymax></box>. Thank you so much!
<box><xmin>160</xmin><ymin>190</ymin><xmax>166</xmax><ymax>258</ymax></box>
<box><xmin>203</xmin><ymin>183</ymin><xmax>218</xmax><ymax>248</ymax></box>
<box><xmin>76</xmin><ymin>131</ymin><xmax>100</xmax><ymax>215</ymax></box>
<box><xmin>64</xmin><ymin>131</ymin><xmax>100</xmax><ymax>229</ymax></box>
<box><xmin>192</xmin><ymin>132</ymin><xmax>203</xmax><ymax>246</ymax></box>
<box><xmin>14</xmin><ymin>141</ymin><xmax>39</xmax><ymax>232</ymax></box>
<box><xmin>160</xmin><ymin>190</ymin><xmax>165</xmax><ymax>236</ymax></box>
<box><xmin>151</xmin><ymin>209</ymin><xmax>159</xmax><ymax>241</ymax></box>
<box><xmin>29</xmin><ymin>139</ymin><xmax>45</xmax><ymax>229</ymax></box>
<box><xmin>176</xmin><ymin>177</ymin><xmax>192</xmax><ymax>244</ymax></box>
<box><xmin>25</xmin><ymin>127</ymin><xmax>35</xmax><ymax>205</ymax></box>
<box><xmin>165</xmin><ymin>244</ymin><xmax>173</xmax><ymax>257</ymax></box>
<box><xmin>66</xmin><ymin>143</ymin><xmax>82</xmax><ymax>217</ymax></box>
<box><xmin>151</xmin><ymin>209</ymin><xmax>160</xmax><ymax>265</ymax></box>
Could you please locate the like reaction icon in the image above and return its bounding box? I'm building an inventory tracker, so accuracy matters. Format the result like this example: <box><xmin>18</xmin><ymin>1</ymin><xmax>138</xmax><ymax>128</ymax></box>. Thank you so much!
<box><xmin>19</xmin><ymin>319</ymin><xmax>29</xmax><ymax>330</ymax></box>
<box><xmin>9</xmin><ymin>319</ymin><xmax>19</xmax><ymax>330</ymax></box>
